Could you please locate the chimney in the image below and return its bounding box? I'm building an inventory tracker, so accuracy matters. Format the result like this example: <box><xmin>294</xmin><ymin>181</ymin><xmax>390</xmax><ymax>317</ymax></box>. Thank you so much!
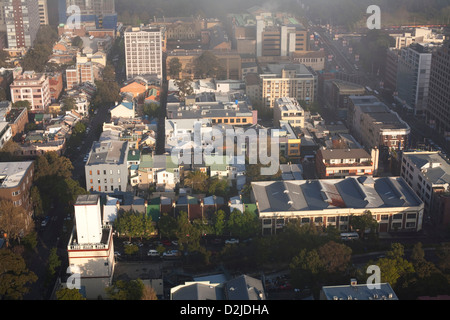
<box><xmin>350</xmin><ymin>278</ymin><xmax>357</xmax><ymax>286</ymax></box>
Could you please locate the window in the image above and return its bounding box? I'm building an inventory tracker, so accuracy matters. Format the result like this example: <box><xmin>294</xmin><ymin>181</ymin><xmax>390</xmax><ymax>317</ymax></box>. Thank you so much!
<box><xmin>340</xmin><ymin>216</ymin><xmax>348</xmax><ymax>222</ymax></box>
<box><xmin>406</xmin><ymin>213</ymin><xmax>416</xmax><ymax>220</ymax></box>
<box><xmin>301</xmin><ymin>217</ymin><xmax>310</xmax><ymax>223</ymax></box>
<box><xmin>393</xmin><ymin>214</ymin><xmax>403</xmax><ymax>220</ymax></box>
<box><xmin>380</xmin><ymin>215</ymin><xmax>389</xmax><ymax>220</ymax></box>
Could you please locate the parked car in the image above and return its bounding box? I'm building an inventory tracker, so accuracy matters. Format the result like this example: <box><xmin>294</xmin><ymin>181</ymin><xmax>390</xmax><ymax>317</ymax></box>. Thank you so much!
<box><xmin>41</xmin><ymin>216</ymin><xmax>50</xmax><ymax>227</ymax></box>
<box><xmin>147</xmin><ymin>249</ymin><xmax>159</xmax><ymax>257</ymax></box>
<box><xmin>161</xmin><ymin>239</ymin><xmax>172</xmax><ymax>246</ymax></box>
<box><xmin>225</xmin><ymin>238</ymin><xmax>239</xmax><ymax>244</ymax></box>
<box><xmin>163</xmin><ymin>250</ymin><xmax>179</xmax><ymax>257</ymax></box>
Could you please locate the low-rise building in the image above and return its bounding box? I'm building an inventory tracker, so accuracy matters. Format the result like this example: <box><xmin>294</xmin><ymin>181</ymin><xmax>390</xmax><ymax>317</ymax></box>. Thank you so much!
<box><xmin>84</xmin><ymin>140</ymin><xmax>129</xmax><ymax>193</ymax></box>
<box><xmin>273</xmin><ymin>97</ymin><xmax>305</xmax><ymax>128</ymax></box>
<box><xmin>251</xmin><ymin>176</ymin><xmax>424</xmax><ymax>235</ymax></box>
<box><xmin>400</xmin><ymin>151</ymin><xmax>450</xmax><ymax>225</ymax></box>
<box><xmin>315</xmin><ymin>148</ymin><xmax>379</xmax><ymax>179</ymax></box>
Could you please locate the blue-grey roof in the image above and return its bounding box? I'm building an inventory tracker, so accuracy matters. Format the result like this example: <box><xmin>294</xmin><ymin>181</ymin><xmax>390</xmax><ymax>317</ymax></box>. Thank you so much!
<box><xmin>321</xmin><ymin>283</ymin><xmax>398</xmax><ymax>300</ymax></box>
<box><xmin>252</xmin><ymin>176</ymin><xmax>423</xmax><ymax>212</ymax></box>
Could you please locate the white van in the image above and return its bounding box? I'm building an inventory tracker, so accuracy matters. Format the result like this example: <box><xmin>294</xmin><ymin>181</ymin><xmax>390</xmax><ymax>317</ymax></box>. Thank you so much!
<box><xmin>340</xmin><ymin>232</ymin><xmax>359</xmax><ymax>241</ymax></box>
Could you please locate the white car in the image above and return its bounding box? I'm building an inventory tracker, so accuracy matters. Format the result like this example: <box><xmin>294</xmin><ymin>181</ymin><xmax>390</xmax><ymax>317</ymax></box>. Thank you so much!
<box><xmin>147</xmin><ymin>249</ymin><xmax>159</xmax><ymax>257</ymax></box>
<box><xmin>163</xmin><ymin>250</ymin><xmax>179</xmax><ymax>257</ymax></box>
<box><xmin>225</xmin><ymin>238</ymin><xmax>239</xmax><ymax>244</ymax></box>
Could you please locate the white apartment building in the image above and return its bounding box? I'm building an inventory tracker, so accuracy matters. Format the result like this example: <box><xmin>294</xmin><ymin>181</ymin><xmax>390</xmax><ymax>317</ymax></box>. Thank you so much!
<box><xmin>85</xmin><ymin>140</ymin><xmax>129</xmax><ymax>193</ymax></box>
<box><xmin>273</xmin><ymin>97</ymin><xmax>305</xmax><ymax>128</ymax></box>
<box><xmin>401</xmin><ymin>151</ymin><xmax>450</xmax><ymax>214</ymax></box>
<box><xmin>67</xmin><ymin>194</ymin><xmax>115</xmax><ymax>299</ymax></box>
<box><xmin>259</xmin><ymin>63</ymin><xmax>316</xmax><ymax>108</ymax></box>
<box><xmin>124</xmin><ymin>26</ymin><xmax>163</xmax><ymax>80</ymax></box>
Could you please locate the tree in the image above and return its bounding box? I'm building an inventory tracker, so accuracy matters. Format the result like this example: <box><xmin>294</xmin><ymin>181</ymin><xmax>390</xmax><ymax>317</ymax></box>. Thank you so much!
<box><xmin>184</xmin><ymin>170</ymin><xmax>209</xmax><ymax>193</ymax></box>
<box><xmin>167</xmin><ymin>57</ymin><xmax>182</xmax><ymax>79</ymax></box>
<box><xmin>207</xmin><ymin>177</ymin><xmax>230</xmax><ymax>198</ymax></box>
<box><xmin>367</xmin><ymin>243</ymin><xmax>414</xmax><ymax>288</ymax></box>
<box><xmin>193</xmin><ymin>51</ymin><xmax>223</xmax><ymax>79</ymax></box>
<box><xmin>46</xmin><ymin>247</ymin><xmax>61</xmax><ymax>285</ymax></box>
<box><xmin>349</xmin><ymin>210</ymin><xmax>378</xmax><ymax>239</ymax></box>
<box><xmin>226</xmin><ymin>209</ymin><xmax>259</xmax><ymax>239</ymax></box>
<box><xmin>0</xmin><ymin>249</ymin><xmax>37</xmax><ymax>299</ymax></box>
<box><xmin>56</xmin><ymin>288</ymin><xmax>86</xmax><ymax>300</ymax></box>
<box><xmin>317</xmin><ymin>241</ymin><xmax>352</xmax><ymax>274</ymax></box>
<box><xmin>211</xmin><ymin>209</ymin><xmax>226</xmax><ymax>236</ymax></box>
<box><xmin>158</xmin><ymin>212</ymin><xmax>178</xmax><ymax>239</ymax></box>
<box><xmin>71</xmin><ymin>36</ymin><xmax>83</xmax><ymax>49</ymax></box>
<box><xmin>141</xmin><ymin>284</ymin><xmax>158</xmax><ymax>300</ymax></box>
<box><xmin>30</xmin><ymin>186</ymin><xmax>44</xmax><ymax>218</ymax></box>
<box><xmin>0</xmin><ymin>200</ymin><xmax>31</xmax><ymax>246</ymax></box>
<box><xmin>13</xmin><ymin>100</ymin><xmax>31</xmax><ymax>111</ymax></box>
<box><xmin>290</xmin><ymin>248</ymin><xmax>323</xmax><ymax>289</ymax></box>
<box><xmin>143</xmin><ymin>102</ymin><xmax>160</xmax><ymax>118</ymax></box>
<box><xmin>106</xmin><ymin>279</ymin><xmax>145</xmax><ymax>300</ymax></box>
<box><xmin>174</xmin><ymin>78</ymin><xmax>194</xmax><ymax>101</ymax></box>
<box><xmin>61</xmin><ymin>96</ymin><xmax>76</xmax><ymax>112</ymax></box>
<box><xmin>114</xmin><ymin>210</ymin><xmax>145</xmax><ymax>241</ymax></box>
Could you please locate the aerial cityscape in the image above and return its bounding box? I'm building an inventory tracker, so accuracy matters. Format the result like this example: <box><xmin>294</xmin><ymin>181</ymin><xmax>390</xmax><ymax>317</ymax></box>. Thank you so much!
<box><xmin>0</xmin><ymin>0</ymin><xmax>450</xmax><ymax>307</ymax></box>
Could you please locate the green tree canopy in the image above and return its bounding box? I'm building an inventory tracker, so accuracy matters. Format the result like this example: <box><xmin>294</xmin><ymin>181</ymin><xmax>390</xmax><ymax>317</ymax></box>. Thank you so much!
<box><xmin>56</xmin><ymin>288</ymin><xmax>86</xmax><ymax>300</ymax></box>
<box><xmin>106</xmin><ymin>279</ymin><xmax>145</xmax><ymax>300</ymax></box>
<box><xmin>0</xmin><ymin>250</ymin><xmax>37</xmax><ymax>299</ymax></box>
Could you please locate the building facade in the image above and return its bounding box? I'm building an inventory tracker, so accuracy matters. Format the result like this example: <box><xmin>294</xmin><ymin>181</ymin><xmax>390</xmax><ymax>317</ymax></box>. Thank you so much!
<box><xmin>426</xmin><ymin>40</ymin><xmax>450</xmax><ymax>137</ymax></box>
<box><xmin>67</xmin><ymin>194</ymin><xmax>115</xmax><ymax>299</ymax></box>
<box><xmin>396</xmin><ymin>43</ymin><xmax>433</xmax><ymax>115</ymax></box>
<box><xmin>0</xmin><ymin>161</ymin><xmax>34</xmax><ymax>222</ymax></box>
<box><xmin>273</xmin><ymin>97</ymin><xmax>305</xmax><ymax>128</ymax></box>
<box><xmin>251</xmin><ymin>176</ymin><xmax>424</xmax><ymax>235</ymax></box>
<box><xmin>10</xmin><ymin>71</ymin><xmax>51</xmax><ymax>112</ymax></box>
<box><xmin>124</xmin><ymin>26</ymin><xmax>163</xmax><ymax>80</ymax></box>
<box><xmin>3</xmin><ymin>0</ymin><xmax>40</xmax><ymax>49</ymax></box>
<box><xmin>315</xmin><ymin>148</ymin><xmax>379</xmax><ymax>179</ymax></box>
<box><xmin>400</xmin><ymin>151</ymin><xmax>450</xmax><ymax>222</ymax></box>
<box><xmin>85</xmin><ymin>140</ymin><xmax>129</xmax><ymax>193</ymax></box>
<box><xmin>259</xmin><ymin>63</ymin><xmax>317</xmax><ymax>108</ymax></box>
<box><xmin>347</xmin><ymin>95</ymin><xmax>410</xmax><ymax>151</ymax></box>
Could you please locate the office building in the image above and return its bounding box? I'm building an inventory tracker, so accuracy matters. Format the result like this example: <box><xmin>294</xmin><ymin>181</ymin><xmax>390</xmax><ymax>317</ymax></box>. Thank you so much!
<box><xmin>38</xmin><ymin>0</ymin><xmax>49</xmax><ymax>25</ymax></box>
<box><xmin>67</xmin><ymin>194</ymin><xmax>115</xmax><ymax>299</ymax></box>
<box><xmin>3</xmin><ymin>0</ymin><xmax>40</xmax><ymax>49</ymax></box>
<box><xmin>396</xmin><ymin>43</ymin><xmax>433</xmax><ymax>115</ymax></box>
<box><xmin>347</xmin><ymin>96</ymin><xmax>410</xmax><ymax>150</ymax></box>
<box><xmin>124</xmin><ymin>26</ymin><xmax>163</xmax><ymax>80</ymax></box>
<box><xmin>426</xmin><ymin>40</ymin><xmax>450</xmax><ymax>137</ymax></box>
<box><xmin>59</xmin><ymin>0</ymin><xmax>117</xmax><ymax>29</ymax></box>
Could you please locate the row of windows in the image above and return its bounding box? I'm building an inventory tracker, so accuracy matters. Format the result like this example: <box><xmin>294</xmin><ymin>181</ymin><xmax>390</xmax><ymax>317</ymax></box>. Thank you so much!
<box><xmin>89</xmin><ymin>169</ymin><xmax>121</xmax><ymax>175</ymax></box>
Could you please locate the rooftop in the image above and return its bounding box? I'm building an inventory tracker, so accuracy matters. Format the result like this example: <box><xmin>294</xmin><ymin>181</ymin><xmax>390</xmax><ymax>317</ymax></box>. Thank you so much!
<box><xmin>0</xmin><ymin>161</ymin><xmax>33</xmax><ymax>188</ymax></box>
<box><xmin>403</xmin><ymin>151</ymin><xmax>450</xmax><ymax>185</ymax></box>
<box><xmin>86</xmin><ymin>140</ymin><xmax>128</xmax><ymax>165</ymax></box>
<box><xmin>321</xmin><ymin>282</ymin><xmax>398</xmax><ymax>300</ymax></box>
<box><xmin>252</xmin><ymin>176</ymin><xmax>423</xmax><ymax>213</ymax></box>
